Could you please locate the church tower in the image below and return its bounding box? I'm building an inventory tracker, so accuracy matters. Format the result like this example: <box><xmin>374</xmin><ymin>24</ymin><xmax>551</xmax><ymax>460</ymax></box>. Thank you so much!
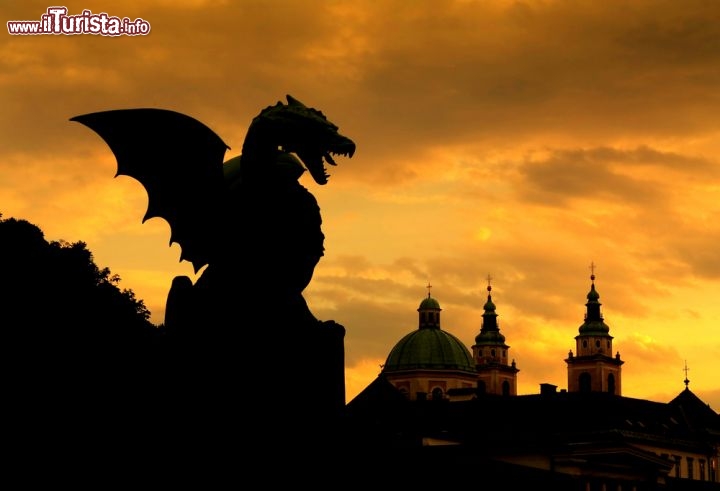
<box><xmin>472</xmin><ymin>278</ymin><xmax>519</xmax><ymax>396</ymax></box>
<box><xmin>565</xmin><ymin>266</ymin><xmax>624</xmax><ymax>394</ymax></box>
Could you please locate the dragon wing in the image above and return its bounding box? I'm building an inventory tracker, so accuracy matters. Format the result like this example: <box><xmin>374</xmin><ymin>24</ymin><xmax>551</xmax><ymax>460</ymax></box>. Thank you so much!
<box><xmin>71</xmin><ymin>108</ymin><xmax>230</xmax><ymax>273</ymax></box>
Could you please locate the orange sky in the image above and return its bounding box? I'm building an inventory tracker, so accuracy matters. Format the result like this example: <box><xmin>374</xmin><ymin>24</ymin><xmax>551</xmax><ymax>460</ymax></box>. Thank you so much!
<box><xmin>2</xmin><ymin>0</ymin><xmax>719</xmax><ymax>408</ymax></box>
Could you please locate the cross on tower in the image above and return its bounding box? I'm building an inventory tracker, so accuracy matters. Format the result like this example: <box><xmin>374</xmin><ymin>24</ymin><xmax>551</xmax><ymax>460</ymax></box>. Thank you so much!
<box><xmin>589</xmin><ymin>261</ymin><xmax>596</xmax><ymax>280</ymax></box>
<box><xmin>426</xmin><ymin>281</ymin><xmax>432</xmax><ymax>298</ymax></box>
<box><xmin>683</xmin><ymin>360</ymin><xmax>690</xmax><ymax>388</ymax></box>
<box><xmin>487</xmin><ymin>273</ymin><xmax>493</xmax><ymax>292</ymax></box>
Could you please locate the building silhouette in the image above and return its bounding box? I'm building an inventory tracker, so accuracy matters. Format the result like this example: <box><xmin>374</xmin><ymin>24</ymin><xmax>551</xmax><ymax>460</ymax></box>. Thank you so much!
<box><xmin>345</xmin><ymin>272</ymin><xmax>720</xmax><ymax>489</ymax></box>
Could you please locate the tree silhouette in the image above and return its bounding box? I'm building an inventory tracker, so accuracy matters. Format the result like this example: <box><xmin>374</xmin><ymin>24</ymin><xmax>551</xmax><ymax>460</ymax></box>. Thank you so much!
<box><xmin>0</xmin><ymin>214</ymin><xmax>168</xmax><ymax>460</ymax></box>
<box><xmin>0</xmin><ymin>214</ymin><xmax>157</xmax><ymax>346</ymax></box>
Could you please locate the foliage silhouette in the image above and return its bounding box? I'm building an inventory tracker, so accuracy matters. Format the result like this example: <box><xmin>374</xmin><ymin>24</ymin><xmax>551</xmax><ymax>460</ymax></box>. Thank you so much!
<box><xmin>0</xmin><ymin>214</ymin><xmax>155</xmax><ymax>339</ymax></box>
<box><xmin>0</xmin><ymin>214</ymin><xmax>172</xmax><ymax>463</ymax></box>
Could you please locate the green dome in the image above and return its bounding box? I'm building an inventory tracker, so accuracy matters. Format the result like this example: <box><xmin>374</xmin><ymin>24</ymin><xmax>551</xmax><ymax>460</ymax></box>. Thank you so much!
<box><xmin>579</xmin><ymin>319</ymin><xmax>610</xmax><ymax>334</ymax></box>
<box><xmin>419</xmin><ymin>295</ymin><xmax>441</xmax><ymax>310</ymax></box>
<box><xmin>383</xmin><ymin>328</ymin><xmax>475</xmax><ymax>372</ymax></box>
<box><xmin>475</xmin><ymin>329</ymin><xmax>506</xmax><ymax>345</ymax></box>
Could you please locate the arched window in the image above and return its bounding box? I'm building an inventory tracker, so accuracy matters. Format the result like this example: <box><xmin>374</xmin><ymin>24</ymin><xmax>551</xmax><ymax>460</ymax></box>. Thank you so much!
<box><xmin>477</xmin><ymin>381</ymin><xmax>486</xmax><ymax>394</ymax></box>
<box><xmin>607</xmin><ymin>373</ymin><xmax>616</xmax><ymax>394</ymax></box>
<box><xmin>579</xmin><ymin>372</ymin><xmax>591</xmax><ymax>392</ymax></box>
<box><xmin>431</xmin><ymin>387</ymin><xmax>444</xmax><ymax>401</ymax></box>
<box><xmin>502</xmin><ymin>380</ymin><xmax>510</xmax><ymax>396</ymax></box>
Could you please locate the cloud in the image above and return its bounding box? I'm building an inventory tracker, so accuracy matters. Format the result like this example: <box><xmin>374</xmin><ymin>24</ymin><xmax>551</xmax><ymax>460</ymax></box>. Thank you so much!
<box><xmin>6</xmin><ymin>0</ymin><xmax>720</xmax><ymax>182</ymax></box>
<box><xmin>516</xmin><ymin>145</ymin><xmax>716</xmax><ymax>207</ymax></box>
<box><xmin>620</xmin><ymin>332</ymin><xmax>681</xmax><ymax>365</ymax></box>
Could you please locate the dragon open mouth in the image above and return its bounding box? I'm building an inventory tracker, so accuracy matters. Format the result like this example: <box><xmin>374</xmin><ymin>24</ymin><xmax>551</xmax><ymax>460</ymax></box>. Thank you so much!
<box><xmin>324</xmin><ymin>146</ymin><xmax>354</xmax><ymax>167</ymax></box>
<box><xmin>305</xmin><ymin>141</ymin><xmax>355</xmax><ymax>185</ymax></box>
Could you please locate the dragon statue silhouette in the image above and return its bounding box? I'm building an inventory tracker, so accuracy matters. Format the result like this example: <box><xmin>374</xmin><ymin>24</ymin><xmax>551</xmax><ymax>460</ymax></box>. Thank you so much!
<box><xmin>72</xmin><ymin>95</ymin><xmax>354</xmax><ymax>328</ymax></box>
<box><xmin>72</xmin><ymin>96</ymin><xmax>353</xmax><ymax>409</ymax></box>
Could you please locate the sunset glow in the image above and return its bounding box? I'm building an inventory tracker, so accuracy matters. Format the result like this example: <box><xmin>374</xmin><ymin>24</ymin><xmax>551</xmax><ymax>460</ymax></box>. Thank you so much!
<box><xmin>2</xmin><ymin>0</ymin><xmax>719</xmax><ymax>408</ymax></box>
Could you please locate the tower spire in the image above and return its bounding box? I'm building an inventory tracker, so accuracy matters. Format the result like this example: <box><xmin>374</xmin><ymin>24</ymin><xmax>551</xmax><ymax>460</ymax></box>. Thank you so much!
<box><xmin>566</xmin><ymin>263</ymin><xmax>623</xmax><ymax>395</ymax></box>
<box><xmin>479</xmin><ymin>275</ymin><xmax>498</xmax><ymax>332</ymax></box>
<box><xmin>583</xmin><ymin>263</ymin><xmax>604</xmax><ymax>325</ymax></box>
<box><xmin>472</xmin><ymin>276</ymin><xmax>519</xmax><ymax>395</ymax></box>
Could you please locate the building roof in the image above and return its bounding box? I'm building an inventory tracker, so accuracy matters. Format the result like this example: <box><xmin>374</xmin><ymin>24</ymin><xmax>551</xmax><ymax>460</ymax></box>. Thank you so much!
<box><xmin>383</xmin><ymin>327</ymin><xmax>476</xmax><ymax>372</ymax></box>
<box><xmin>346</xmin><ymin>384</ymin><xmax>720</xmax><ymax>455</ymax></box>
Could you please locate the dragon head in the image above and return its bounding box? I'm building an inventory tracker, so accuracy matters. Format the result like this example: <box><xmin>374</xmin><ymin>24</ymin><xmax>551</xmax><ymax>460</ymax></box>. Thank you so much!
<box><xmin>250</xmin><ymin>95</ymin><xmax>356</xmax><ymax>185</ymax></box>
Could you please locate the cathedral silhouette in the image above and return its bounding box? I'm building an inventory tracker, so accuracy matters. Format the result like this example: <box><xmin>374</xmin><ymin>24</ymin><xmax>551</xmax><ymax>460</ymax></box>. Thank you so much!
<box><xmin>344</xmin><ymin>272</ymin><xmax>720</xmax><ymax>489</ymax></box>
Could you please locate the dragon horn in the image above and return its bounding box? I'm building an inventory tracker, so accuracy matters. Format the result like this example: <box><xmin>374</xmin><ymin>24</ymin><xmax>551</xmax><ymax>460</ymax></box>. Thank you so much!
<box><xmin>286</xmin><ymin>94</ymin><xmax>307</xmax><ymax>108</ymax></box>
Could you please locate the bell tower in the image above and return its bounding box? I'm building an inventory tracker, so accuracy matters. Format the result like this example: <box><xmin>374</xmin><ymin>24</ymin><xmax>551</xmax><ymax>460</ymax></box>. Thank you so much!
<box><xmin>472</xmin><ymin>276</ymin><xmax>519</xmax><ymax>396</ymax></box>
<box><xmin>565</xmin><ymin>264</ymin><xmax>623</xmax><ymax>394</ymax></box>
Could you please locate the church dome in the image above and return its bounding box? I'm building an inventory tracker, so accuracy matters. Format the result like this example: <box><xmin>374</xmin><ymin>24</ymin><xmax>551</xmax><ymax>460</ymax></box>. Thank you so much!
<box><xmin>383</xmin><ymin>326</ymin><xmax>475</xmax><ymax>372</ymax></box>
<box><xmin>418</xmin><ymin>295</ymin><xmax>441</xmax><ymax>310</ymax></box>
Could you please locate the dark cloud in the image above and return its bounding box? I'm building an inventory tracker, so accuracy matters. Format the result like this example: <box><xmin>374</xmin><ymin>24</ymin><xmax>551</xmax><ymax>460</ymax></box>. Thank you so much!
<box><xmin>5</xmin><ymin>1</ymin><xmax>720</xmax><ymax>182</ymax></box>
<box><xmin>517</xmin><ymin>146</ymin><xmax>715</xmax><ymax>206</ymax></box>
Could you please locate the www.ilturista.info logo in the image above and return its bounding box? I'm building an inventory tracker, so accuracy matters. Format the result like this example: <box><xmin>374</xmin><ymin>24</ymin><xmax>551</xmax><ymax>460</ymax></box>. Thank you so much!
<box><xmin>7</xmin><ymin>6</ymin><xmax>151</xmax><ymax>36</ymax></box>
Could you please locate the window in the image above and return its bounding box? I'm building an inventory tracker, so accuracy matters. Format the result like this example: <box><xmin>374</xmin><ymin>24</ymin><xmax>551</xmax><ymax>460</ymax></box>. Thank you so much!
<box><xmin>674</xmin><ymin>455</ymin><xmax>681</xmax><ymax>477</ymax></box>
<box><xmin>431</xmin><ymin>387</ymin><xmax>444</xmax><ymax>401</ymax></box>
<box><xmin>687</xmin><ymin>457</ymin><xmax>694</xmax><ymax>479</ymax></box>
<box><xmin>699</xmin><ymin>459</ymin><xmax>706</xmax><ymax>481</ymax></box>
<box><xmin>607</xmin><ymin>373</ymin><xmax>616</xmax><ymax>395</ymax></box>
<box><xmin>579</xmin><ymin>372</ymin><xmax>591</xmax><ymax>392</ymax></box>
<box><xmin>502</xmin><ymin>380</ymin><xmax>510</xmax><ymax>396</ymax></box>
